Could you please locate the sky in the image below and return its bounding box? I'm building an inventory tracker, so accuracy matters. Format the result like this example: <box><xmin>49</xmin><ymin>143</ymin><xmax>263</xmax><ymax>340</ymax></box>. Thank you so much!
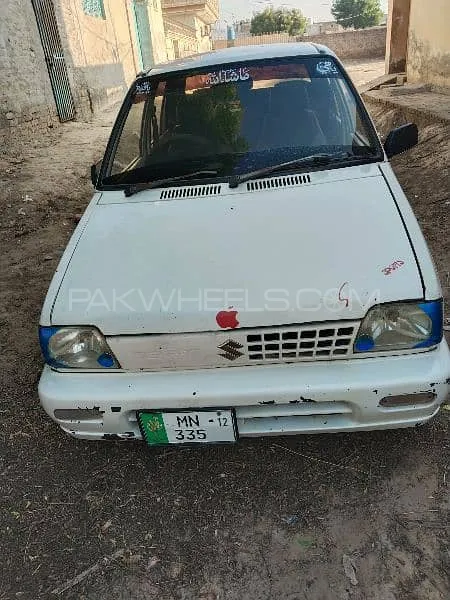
<box><xmin>219</xmin><ymin>0</ymin><xmax>389</xmax><ymax>24</ymax></box>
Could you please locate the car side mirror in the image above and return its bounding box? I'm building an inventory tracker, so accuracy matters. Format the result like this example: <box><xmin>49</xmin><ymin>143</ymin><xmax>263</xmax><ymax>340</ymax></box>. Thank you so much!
<box><xmin>90</xmin><ymin>160</ymin><xmax>102</xmax><ymax>187</ymax></box>
<box><xmin>384</xmin><ymin>123</ymin><xmax>418</xmax><ymax>159</ymax></box>
<box><xmin>90</xmin><ymin>164</ymin><xmax>98</xmax><ymax>187</ymax></box>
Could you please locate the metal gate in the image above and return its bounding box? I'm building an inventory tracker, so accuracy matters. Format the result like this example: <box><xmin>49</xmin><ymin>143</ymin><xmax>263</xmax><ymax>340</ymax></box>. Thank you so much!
<box><xmin>132</xmin><ymin>0</ymin><xmax>154</xmax><ymax>72</ymax></box>
<box><xmin>31</xmin><ymin>0</ymin><xmax>76</xmax><ymax>122</ymax></box>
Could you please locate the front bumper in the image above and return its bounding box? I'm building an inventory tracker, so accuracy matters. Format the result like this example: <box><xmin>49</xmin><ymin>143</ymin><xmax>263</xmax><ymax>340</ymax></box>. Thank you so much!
<box><xmin>38</xmin><ymin>342</ymin><xmax>450</xmax><ymax>441</ymax></box>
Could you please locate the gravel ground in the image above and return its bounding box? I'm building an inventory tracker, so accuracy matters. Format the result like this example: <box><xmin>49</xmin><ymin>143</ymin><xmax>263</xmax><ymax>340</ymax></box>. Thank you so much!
<box><xmin>0</xmin><ymin>60</ymin><xmax>448</xmax><ymax>600</ymax></box>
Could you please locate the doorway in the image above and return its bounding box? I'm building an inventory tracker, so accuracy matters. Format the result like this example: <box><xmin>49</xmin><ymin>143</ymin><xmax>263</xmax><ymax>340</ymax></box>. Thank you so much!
<box><xmin>132</xmin><ymin>0</ymin><xmax>155</xmax><ymax>72</ymax></box>
<box><xmin>31</xmin><ymin>0</ymin><xmax>76</xmax><ymax>122</ymax></box>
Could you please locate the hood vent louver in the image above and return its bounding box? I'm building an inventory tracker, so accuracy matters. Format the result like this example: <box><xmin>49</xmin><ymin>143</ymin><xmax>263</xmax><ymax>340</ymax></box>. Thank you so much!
<box><xmin>247</xmin><ymin>173</ymin><xmax>311</xmax><ymax>192</ymax></box>
<box><xmin>160</xmin><ymin>185</ymin><xmax>222</xmax><ymax>200</ymax></box>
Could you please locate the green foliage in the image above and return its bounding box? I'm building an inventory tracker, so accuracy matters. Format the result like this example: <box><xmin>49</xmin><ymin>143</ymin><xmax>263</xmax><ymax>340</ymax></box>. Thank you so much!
<box><xmin>250</xmin><ymin>7</ymin><xmax>307</xmax><ymax>37</ymax></box>
<box><xmin>331</xmin><ymin>0</ymin><xmax>383</xmax><ymax>29</ymax></box>
<box><xmin>183</xmin><ymin>86</ymin><xmax>248</xmax><ymax>153</ymax></box>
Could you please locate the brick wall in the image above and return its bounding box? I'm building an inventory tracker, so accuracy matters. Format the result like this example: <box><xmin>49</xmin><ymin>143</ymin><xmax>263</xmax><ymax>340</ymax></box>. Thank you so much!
<box><xmin>0</xmin><ymin>0</ymin><xmax>59</xmax><ymax>154</ymax></box>
<box><xmin>306</xmin><ymin>26</ymin><xmax>387</xmax><ymax>59</ymax></box>
<box><xmin>215</xmin><ymin>33</ymin><xmax>298</xmax><ymax>50</ymax></box>
<box><xmin>214</xmin><ymin>27</ymin><xmax>387</xmax><ymax>60</ymax></box>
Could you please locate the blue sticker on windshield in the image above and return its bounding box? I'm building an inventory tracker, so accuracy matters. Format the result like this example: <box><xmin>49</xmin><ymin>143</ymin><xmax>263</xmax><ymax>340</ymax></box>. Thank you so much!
<box><xmin>206</xmin><ymin>67</ymin><xmax>251</xmax><ymax>86</ymax></box>
<box><xmin>315</xmin><ymin>60</ymin><xmax>339</xmax><ymax>76</ymax></box>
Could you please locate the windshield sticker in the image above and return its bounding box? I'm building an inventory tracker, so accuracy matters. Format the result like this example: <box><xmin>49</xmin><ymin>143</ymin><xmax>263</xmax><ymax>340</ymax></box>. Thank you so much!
<box><xmin>135</xmin><ymin>80</ymin><xmax>153</xmax><ymax>94</ymax></box>
<box><xmin>206</xmin><ymin>68</ymin><xmax>250</xmax><ymax>86</ymax></box>
<box><xmin>315</xmin><ymin>60</ymin><xmax>339</xmax><ymax>76</ymax></box>
<box><xmin>185</xmin><ymin>64</ymin><xmax>311</xmax><ymax>92</ymax></box>
<box><xmin>382</xmin><ymin>260</ymin><xmax>405</xmax><ymax>276</ymax></box>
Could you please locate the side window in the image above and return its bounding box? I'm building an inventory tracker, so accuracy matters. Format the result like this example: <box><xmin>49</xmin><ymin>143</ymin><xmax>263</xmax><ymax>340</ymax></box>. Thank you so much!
<box><xmin>335</xmin><ymin>78</ymin><xmax>371</xmax><ymax>148</ymax></box>
<box><xmin>336</xmin><ymin>79</ymin><xmax>356</xmax><ymax>125</ymax></box>
<box><xmin>307</xmin><ymin>78</ymin><xmax>342</xmax><ymax>145</ymax></box>
<box><xmin>111</xmin><ymin>98</ymin><xmax>146</xmax><ymax>175</ymax></box>
<box><xmin>82</xmin><ymin>0</ymin><xmax>106</xmax><ymax>19</ymax></box>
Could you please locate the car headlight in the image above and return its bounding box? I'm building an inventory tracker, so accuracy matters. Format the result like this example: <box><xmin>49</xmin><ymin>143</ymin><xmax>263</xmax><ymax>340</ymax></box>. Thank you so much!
<box><xmin>39</xmin><ymin>326</ymin><xmax>120</xmax><ymax>369</ymax></box>
<box><xmin>354</xmin><ymin>300</ymin><xmax>443</xmax><ymax>353</ymax></box>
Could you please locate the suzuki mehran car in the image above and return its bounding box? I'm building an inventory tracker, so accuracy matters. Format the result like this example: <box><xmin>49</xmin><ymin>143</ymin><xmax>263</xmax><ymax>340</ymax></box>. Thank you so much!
<box><xmin>38</xmin><ymin>44</ymin><xmax>450</xmax><ymax>446</ymax></box>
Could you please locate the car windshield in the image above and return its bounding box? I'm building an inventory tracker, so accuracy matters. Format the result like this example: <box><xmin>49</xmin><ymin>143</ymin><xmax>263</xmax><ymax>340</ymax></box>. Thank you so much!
<box><xmin>101</xmin><ymin>56</ymin><xmax>381</xmax><ymax>186</ymax></box>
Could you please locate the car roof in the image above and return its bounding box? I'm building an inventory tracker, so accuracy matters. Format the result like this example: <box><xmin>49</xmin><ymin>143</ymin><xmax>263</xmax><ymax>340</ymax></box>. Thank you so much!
<box><xmin>145</xmin><ymin>43</ymin><xmax>335</xmax><ymax>77</ymax></box>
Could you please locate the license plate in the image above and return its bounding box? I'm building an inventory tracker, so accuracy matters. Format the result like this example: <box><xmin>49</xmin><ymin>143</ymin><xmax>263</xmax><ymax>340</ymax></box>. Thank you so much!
<box><xmin>138</xmin><ymin>409</ymin><xmax>237</xmax><ymax>446</ymax></box>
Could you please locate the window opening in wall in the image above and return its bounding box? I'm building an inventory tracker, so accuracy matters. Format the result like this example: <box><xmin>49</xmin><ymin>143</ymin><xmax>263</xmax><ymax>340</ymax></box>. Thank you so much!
<box><xmin>82</xmin><ymin>0</ymin><xmax>106</xmax><ymax>19</ymax></box>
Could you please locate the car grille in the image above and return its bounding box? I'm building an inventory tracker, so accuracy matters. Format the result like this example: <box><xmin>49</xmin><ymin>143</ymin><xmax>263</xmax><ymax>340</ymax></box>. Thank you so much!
<box><xmin>107</xmin><ymin>321</ymin><xmax>360</xmax><ymax>372</ymax></box>
<box><xmin>246</xmin><ymin>325</ymin><xmax>356</xmax><ymax>362</ymax></box>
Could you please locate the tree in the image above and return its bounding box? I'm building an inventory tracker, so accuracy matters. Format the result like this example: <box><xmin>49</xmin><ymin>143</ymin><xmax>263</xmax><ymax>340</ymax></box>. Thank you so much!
<box><xmin>182</xmin><ymin>86</ymin><xmax>249</xmax><ymax>154</ymax></box>
<box><xmin>331</xmin><ymin>0</ymin><xmax>383</xmax><ymax>29</ymax></box>
<box><xmin>250</xmin><ymin>7</ymin><xmax>307</xmax><ymax>37</ymax></box>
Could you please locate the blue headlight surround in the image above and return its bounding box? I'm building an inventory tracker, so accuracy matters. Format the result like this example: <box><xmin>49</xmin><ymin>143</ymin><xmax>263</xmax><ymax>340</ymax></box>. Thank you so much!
<box><xmin>415</xmin><ymin>300</ymin><xmax>443</xmax><ymax>348</ymax></box>
<box><xmin>354</xmin><ymin>300</ymin><xmax>444</xmax><ymax>353</ymax></box>
<box><xmin>354</xmin><ymin>335</ymin><xmax>375</xmax><ymax>353</ymax></box>
<box><xmin>39</xmin><ymin>326</ymin><xmax>65</xmax><ymax>368</ymax></box>
<box><xmin>97</xmin><ymin>353</ymin><xmax>116</xmax><ymax>368</ymax></box>
<box><xmin>38</xmin><ymin>326</ymin><xmax>120</xmax><ymax>369</ymax></box>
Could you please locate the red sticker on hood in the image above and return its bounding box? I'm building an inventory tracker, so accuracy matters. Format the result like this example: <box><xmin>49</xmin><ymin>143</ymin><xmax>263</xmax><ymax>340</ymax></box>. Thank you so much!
<box><xmin>216</xmin><ymin>310</ymin><xmax>239</xmax><ymax>329</ymax></box>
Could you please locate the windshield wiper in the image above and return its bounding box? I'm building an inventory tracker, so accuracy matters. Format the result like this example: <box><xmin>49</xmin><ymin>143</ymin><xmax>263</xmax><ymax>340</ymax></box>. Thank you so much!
<box><xmin>124</xmin><ymin>170</ymin><xmax>218</xmax><ymax>198</ymax></box>
<box><xmin>228</xmin><ymin>152</ymin><xmax>355</xmax><ymax>189</ymax></box>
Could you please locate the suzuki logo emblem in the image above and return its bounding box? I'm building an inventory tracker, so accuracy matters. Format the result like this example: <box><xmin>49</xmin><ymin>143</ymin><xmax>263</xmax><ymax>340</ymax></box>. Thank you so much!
<box><xmin>218</xmin><ymin>339</ymin><xmax>244</xmax><ymax>361</ymax></box>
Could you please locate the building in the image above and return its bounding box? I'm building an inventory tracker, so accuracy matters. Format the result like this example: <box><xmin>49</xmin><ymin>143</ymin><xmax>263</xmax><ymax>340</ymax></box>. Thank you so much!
<box><xmin>234</xmin><ymin>20</ymin><xmax>252</xmax><ymax>38</ymax></box>
<box><xmin>306</xmin><ymin>20</ymin><xmax>344</xmax><ymax>36</ymax></box>
<box><xmin>0</xmin><ymin>0</ymin><xmax>167</xmax><ymax>151</ymax></box>
<box><xmin>58</xmin><ymin>0</ymin><xmax>167</xmax><ymax>110</ymax></box>
<box><xmin>162</xmin><ymin>0</ymin><xmax>219</xmax><ymax>59</ymax></box>
<box><xmin>0</xmin><ymin>0</ymin><xmax>220</xmax><ymax>152</ymax></box>
<box><xmin>386</xmin><ymin>0</ymin><xmax>450</xmax><ymax>88</ymax></box>
<box><xmin>164</xmin><ymin>18</ymin><xmax>199</xmax><ymax>59</ymax></box>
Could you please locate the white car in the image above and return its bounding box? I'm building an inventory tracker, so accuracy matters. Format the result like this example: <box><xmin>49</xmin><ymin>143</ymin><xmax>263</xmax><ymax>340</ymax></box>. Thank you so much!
<box><xmin>39</xmin><ymin>44</ymin><xmax>450</xmax><ymax>445</ymax></box>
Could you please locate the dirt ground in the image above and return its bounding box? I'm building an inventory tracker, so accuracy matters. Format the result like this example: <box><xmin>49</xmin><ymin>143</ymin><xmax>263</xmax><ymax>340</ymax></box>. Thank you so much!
<box><xmin>0</xmin><ymin>60</ymin><xmax>449</xmax><ymax>600</ymax></box>
<box><xmin>344</xmin><ymin>58</ymin><xmax>386</xmax><ymax>88</ymax></box>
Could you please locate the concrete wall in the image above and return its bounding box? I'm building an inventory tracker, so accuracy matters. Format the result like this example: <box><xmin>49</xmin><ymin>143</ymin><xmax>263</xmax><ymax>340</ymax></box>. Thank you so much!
<box><xmin>407</xmin><ymin>0</ymin><xmax>450</xmax><ymax>88</ymax></box>
<box><xmin>385</xmin><ymin>0</ymin><xmax>410</xmax><ymax>73</ymax></box>
<box><xmin>56</xmin><ymin>0</ymin><xmax>167</xmax><ymax>114</ymax></box>
<box><xmin>0</xmin><ymin>0</ymin><xmax>59</xmax><ymax>153</ymax></box>
<box><xmin>55</xmin><ymin>0</ymin><xmax>141</xmax><ymax>117</ymax></box>
<box><xmin>215</xmin><ymin>27</ymin><xmax>387</xmax><ymax>60</ymax></box>
<box><xmin>148</xmin><ymin>0</ymin><xmax>170</xmax><ymax>65</ymax></box>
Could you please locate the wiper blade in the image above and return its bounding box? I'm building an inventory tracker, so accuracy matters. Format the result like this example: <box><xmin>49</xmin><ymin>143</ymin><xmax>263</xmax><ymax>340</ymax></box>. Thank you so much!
<box><xmin>228</xmin><ymin>152</ymin><xmax>352</xmax><ymax>189</ymax></box>
<box><xmin>124</xmin><ymin>170</ymin><xmax>218</xmax><ymax>198</ymax></box>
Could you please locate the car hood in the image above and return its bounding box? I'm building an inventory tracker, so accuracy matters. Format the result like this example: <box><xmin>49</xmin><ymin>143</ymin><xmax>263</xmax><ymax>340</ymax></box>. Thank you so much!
<box><xmin>51</xmin><ymin>166</ymin><xmax>423</xmax><ymax>335</ymax></box>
